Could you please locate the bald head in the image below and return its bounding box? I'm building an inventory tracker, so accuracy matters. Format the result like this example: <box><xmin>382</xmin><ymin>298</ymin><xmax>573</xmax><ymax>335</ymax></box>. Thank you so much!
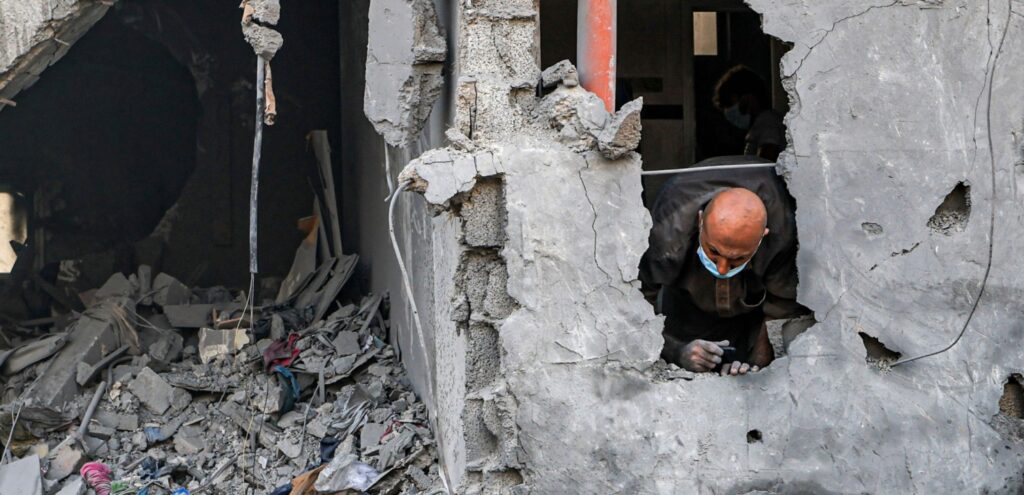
<box><xmin>699</xmin><ymin>188</ymin><xmax>769</xmax><ymax>275</ymax></box>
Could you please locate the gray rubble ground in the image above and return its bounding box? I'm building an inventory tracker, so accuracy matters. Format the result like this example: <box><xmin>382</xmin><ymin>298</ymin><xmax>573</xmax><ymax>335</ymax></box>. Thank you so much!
<box><xmin>0</xmin><ymin>271</ymin><xmax>444</xmax><ymax>495</ymax></box>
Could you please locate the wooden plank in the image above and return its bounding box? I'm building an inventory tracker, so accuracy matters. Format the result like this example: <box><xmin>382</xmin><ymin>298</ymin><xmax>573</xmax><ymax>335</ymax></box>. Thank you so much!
<box><xmin>309</xmin><ymin>131</ymin><xmax>343</xmax><ymax>257</ymax></box>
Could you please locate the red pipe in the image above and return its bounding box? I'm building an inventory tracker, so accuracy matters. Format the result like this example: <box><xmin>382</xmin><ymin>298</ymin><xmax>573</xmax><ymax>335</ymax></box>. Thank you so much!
<box><xmin>577</xmin><ymin>0</ymin><xmax>617</xmax><ymax>112</ymax></box>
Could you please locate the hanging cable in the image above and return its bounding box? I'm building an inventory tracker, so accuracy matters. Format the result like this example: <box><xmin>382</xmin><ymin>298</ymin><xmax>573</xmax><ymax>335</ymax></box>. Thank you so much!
<box><xmin>892</xmin><ymin>5</ymin><xmax>1010</xmax><ymax>367</ymax></box>
<box><xmin>388</xmin><ymin>181</ymin><xmax>453</xmax><ymax>494</ymax></box>
<box><xmin>249</xmin><ymin>57</ymin><xmax>266</xmax><ymax>275</ymax></box>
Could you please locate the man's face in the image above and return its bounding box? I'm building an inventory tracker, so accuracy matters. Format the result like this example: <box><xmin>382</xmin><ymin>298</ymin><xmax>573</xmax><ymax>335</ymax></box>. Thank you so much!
<box><xmin>698</xmin><ymin>211</ymin><xmax>767</xmax><ymax>276</ymax></box>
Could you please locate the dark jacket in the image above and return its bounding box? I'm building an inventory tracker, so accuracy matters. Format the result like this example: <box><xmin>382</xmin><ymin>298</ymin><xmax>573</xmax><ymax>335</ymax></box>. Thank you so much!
<box><xmin>639</xmin><ymin>157</ymin><xmax>803</xmax><ymax>363</ymax></box>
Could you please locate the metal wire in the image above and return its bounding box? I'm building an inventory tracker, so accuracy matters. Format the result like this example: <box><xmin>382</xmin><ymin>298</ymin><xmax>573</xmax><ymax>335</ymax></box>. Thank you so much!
<box><xmin>640</xmin><ymin>162</ymin><xmax>776</xmax><ymax>176</ymax></box>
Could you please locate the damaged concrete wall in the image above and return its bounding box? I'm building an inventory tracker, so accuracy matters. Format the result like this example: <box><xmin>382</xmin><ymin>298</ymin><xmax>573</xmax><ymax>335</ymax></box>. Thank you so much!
<box><xmin>363</xmin><ymin>0</ymin><xmax>447</xmax><ymax>147</ymax></box>
<box><xmin>339</xmin><ymin>0</ymin><xmax>455</xmax><ymax>405</ymax></box>
<box><xmin>0</xmin><ymin>0</ymin><xmax>111</xmax><ymax>107</ymax></box>
<box><xmin>400</xmin><ymin>0</ymin><xmax>1024</xmax><ymax>493</ymax></box>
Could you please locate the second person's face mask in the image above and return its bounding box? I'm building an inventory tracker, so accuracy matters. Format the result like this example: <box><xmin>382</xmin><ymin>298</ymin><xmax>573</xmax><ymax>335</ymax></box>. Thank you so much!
<box><xmin>724</xmin><ymin>104</ymin><xmax>751</xmax><ymax>130</ymax></box>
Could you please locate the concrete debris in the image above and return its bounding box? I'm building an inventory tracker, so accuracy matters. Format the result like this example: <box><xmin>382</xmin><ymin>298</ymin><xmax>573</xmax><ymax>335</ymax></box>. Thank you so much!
<box><xmin>1</xmin><ymin>333</ymin><xmax>68</xmax><ymax>375</ymax></box>
<box><xmin>540</xmin><ymin>59</ymin><xmax>579</xmax><ymax>88</ymax></box>
<box><xmin>0</xmin><ymin>454</ymin><xmax>43</xmax><ymax>495</ymax></box>
<box><xmin>596</xmin><ymin>97</ymin><xmax>643</xmax><ymax>160</ymax></box>
<box><xmin>446</xmin><ymin>128</ymin><xmax>476</xmax><ymax>152</ymax></box>
<box><xmin>197</xmin><ymin>327</ymin><xmax>251</xmax><ymax>364</ymax></box>
<box><xmin>240</xmin><ymin>0</ymin><xmax>283</xmax><ymax>60</ymax></box>
<box><xmin>128</xmin><ymin>367</ymin><xmax>178</xmax><ymax>415</ymax></box>
<box><xmin>45</xmin><ymin>445</ymin><xmax>85</xmax><ymax>482</ymax></box>
<box><xmin>332</xmin><ymin>331</ymin><xmax>361</xmax><ymax>356</ymax></box>
<box><xmin>163</xmin><ymin>304</ymin><xmax>213</xmax><ymax>328</ymax></box>
<box><xmin>249</xmin><ymin>0</ymin><xmax>281</xmax><ymax>25</ymax></box>
<box><xmin>364</xmin><ymin>0</ymin><xmax>448</xmax><ymax>147</ymax></box>
<box><xmin>535</xmin><ymin>61</ymin><xmax>644</xmax><ymax>160</ymax></box>
<box><xmin>53</xmin><ymin>477</ymin><xmax>85</xmax><ymax>495</ymax></box>
<box><xmin>241</xmin><ymin>22</ymin><xmax>283</xmax><ymax>60</ymax></box>
<box><xmin>0</xmin><ymin>258</ymin><xmax>442</xmax><ymax>494</ymax></box>
<box><xmin>152</xmin><ymin>272</ymin><xmax>191</xmax><ymax>307</ymax></box>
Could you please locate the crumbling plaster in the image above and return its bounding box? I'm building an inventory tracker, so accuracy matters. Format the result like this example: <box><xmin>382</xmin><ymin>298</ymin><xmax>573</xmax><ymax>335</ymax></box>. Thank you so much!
<box><xmin>0</xmin><ymin>0</ymin><xmax>110</xmax><ymax>106</ymax></box>
<box><xmin>404</xmin><ymin>0</ymin><xmax>1024</xmax><ymax>493</ymax></box>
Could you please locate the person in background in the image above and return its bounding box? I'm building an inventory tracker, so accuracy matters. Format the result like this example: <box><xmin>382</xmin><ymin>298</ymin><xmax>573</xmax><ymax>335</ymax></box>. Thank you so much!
<box><xmin>713</xmin><ymin>66</ymin><xmax>786</xmax><ymax>161</ymax></box>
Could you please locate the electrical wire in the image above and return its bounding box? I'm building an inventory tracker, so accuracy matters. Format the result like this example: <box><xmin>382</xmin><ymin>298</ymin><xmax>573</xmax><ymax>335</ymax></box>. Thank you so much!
<box><xmin>639</xmin><ymin>162</ymin><xmax>776</xmax><ymax>176</ymax></box>
<box><xmin>892</xmin><ymin>4</ymin><xmax>1010</xmax><ymax>367</ymax></box>
<box><xmin>387</xmin><ymin>182</ymin><xmax>453</xmax><ymax>495</ymax></box>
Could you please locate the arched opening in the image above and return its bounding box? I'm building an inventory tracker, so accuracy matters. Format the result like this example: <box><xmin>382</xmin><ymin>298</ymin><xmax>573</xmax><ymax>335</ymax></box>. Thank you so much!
<box><xmin>0</xmin><ymin>9</ymin><xmax>199</xmax><ymax>272</ymax></box>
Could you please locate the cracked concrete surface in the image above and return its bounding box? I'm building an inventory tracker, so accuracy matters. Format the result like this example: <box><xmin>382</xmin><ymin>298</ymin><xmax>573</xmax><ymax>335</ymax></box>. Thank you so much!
<box><xmin>409</xmin><ymin>0</ymin><xmax>1024</xmax><ymax>492</ymax></box>
<box><xmin>0</xmin><ymin>0</ymin><xmax>110</xmax><ymax>107</ymax></box>
<box><xmin>363</xmin><ymin>0</ymin><xmax>447</xmax><ymax>147</ymax></box>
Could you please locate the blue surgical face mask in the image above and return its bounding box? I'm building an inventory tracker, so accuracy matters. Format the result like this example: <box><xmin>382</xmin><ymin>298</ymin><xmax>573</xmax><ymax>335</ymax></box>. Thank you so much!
<box><xmin>697</xmin><ymin>244</ymin><xmax>749</xmax><ymax>279</ymax></box>
<box><xmin>724</xmin><ymin>104</ymin><xmax>751</xmax><ymax>130</ymax></box>
<box><xmin>697</xmin><ymin>219</ymin><xmax>762</xmax><ymax>279</ymax></box>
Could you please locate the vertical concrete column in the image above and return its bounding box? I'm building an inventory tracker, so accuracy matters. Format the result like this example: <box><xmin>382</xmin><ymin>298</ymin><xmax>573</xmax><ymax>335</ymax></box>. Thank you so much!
<box><xmin>577</xmin><ymin>0</ymin><xmax>616</xmax><ymax>112</ymax></box>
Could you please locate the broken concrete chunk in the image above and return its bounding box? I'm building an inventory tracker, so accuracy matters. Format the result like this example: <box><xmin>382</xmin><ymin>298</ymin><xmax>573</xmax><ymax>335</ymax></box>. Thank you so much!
<box><xmin>46</xmin><ymin>445</ymin><xmax>85</xmax><ymax>482</ymax></box>
<box><xmin>54</xmin><ymin>477</ymin><xmax>85</xmax><ymax>495</ymax></box>
<box><xmin>128</xmin><ymin>367</ymin><xmax>177</xmax><ymax>415</ymax></box>
<box><xmin>0</xmin><ymin>454</ymin><xmax>43</xmax><ymax>495</ymax></box>
<box><xmin>536</xmin><ymin>86</ymin><xmax>609</xmax><ymax>153</ymax></box>
<box><xmin>152</xmin><ymin>273</ymin><xmax>190</xmax><ymax>307</ymax></box>
<box><xmin>147</xmin><ymin>330</ymin><xmax>184</xmax><ymax>365</ymax></box>
<box><xmin>541</xmin><ymin>59</ymin><xmax>579</xmax><ymax>88</ymax></box>
<box><xmin>86</xmin><ymin>424</ymin><xmax>115</xmax><ymax>441</ymax></box>
<box><xmin>197</xmin><ymin>328</ymin><xmax>251</xmax><ymax>364</ymax></box>
<box><xmin>1</xmin><ymin>333</ymin><xmax>68</xmax><ymax>375</ymax></box>
<box><xmin>596</xmin><ymin>97</ymin><xmax>643</xmax><ymax>160</ymax></box>
<box><xmin>360</xmin><ymin>422</ymin><xmax>387</xmax><ymax>448</ymax></box>
<box><xmin>137</xmin><ymin>265</ymin><xmax>153</xmax><ymax>305</ymax></box>
<box><xmin>332</xmin><ymin>331</ymin><xmax>361</xmax><ymax>356</ymax></box>
<box><xmin>93</xmin><ymin>273</ymin><xmax>135</xmax><ymax>299</ymax></box>
<box><xmin>446</xmin><ymin>128</ymin><xmax>475</xmax><ymax>152</ymax></box>
<box><xmin>364</xmin><ymin>0</ymin><xmax>447</xmax><ymax>147</ymax></box>
<box><xmin>94</xmin><ymin>410</ymin><xmax>138</xmax><ymax>431</ymax></box>
<box><xmin>27</xmin><ymin>304</ymin><xmax>121</xmax><ymax>411</ymax></box>
<box><xmin>241</xmin><ymin>23</ymin><xmax>283</xmax><ymax>60</ymax></box>
<box><xmin>174</xmin><ymin>430</ymin><xmax>206</xmax><ymax>455</ymax></box>
<box><xmin>249</xmin><ymin>0</ymin><xmax>281</xmax><ymax>24</ymax></box>
<box><xmin>277</xmin><ymin>436</ymin><xmax>302</xmax><ymax>459</ymax></box>
<box><xmin>163</xmin><ymin>304</ymin><xmax>213</xmax><ymax>328</ymax></box>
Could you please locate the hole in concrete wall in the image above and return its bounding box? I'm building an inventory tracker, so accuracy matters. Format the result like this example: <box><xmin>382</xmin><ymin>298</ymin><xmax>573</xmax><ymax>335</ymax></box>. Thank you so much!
<box><xmin>540</xmin><ymin>0</ymin><xmax>793</xmax><ymax>202</ymax></box>
<box><xmin>747</xmin><ymin>429</ymin><xmax>762</xmax><ymax>443</ymax></box>
<box><xmin>927</xmin><ymin>182</ymin><xmax>971</xmax><ymax>235</ymax></box>
<box><xmin>0</xmin><ymin>10</ymin><xmax>200</xmax><ymax>268</ymax></box>
<box><xmin>858</xmin><ymin>332</ymin><xmax>902</xmax><ymax>368</ymax></box>
<box><xmin>1000</xmin><ymin>374</ymin><xmax>1024</xmax><ymax>419</ymax></box>
<box><xmin>861</xmin><ymin>222</ymin><xmax>883</xmax><ymax>237</ymax></box>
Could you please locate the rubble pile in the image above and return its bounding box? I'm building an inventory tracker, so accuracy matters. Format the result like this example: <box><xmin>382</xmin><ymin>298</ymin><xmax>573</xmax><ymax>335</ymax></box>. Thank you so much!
<box><xmin>0</xmin><ymin>268</ymin><xmax>444</xmax><ymax>495</ymax></box>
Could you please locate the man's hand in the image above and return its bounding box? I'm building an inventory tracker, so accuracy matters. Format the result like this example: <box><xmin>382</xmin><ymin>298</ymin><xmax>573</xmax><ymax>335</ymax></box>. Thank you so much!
<box><xmin>720</xmin><ymin>361</ymin><xmax>760</xmax><ymax>376</ymax></box>
<box><xmin>678</xmin><ymin>339</ymin><xmax>728</xmax><ymax>372</ymax></box>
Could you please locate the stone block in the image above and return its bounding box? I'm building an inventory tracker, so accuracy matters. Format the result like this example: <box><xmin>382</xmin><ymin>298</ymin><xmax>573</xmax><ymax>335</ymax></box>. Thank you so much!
<box><xmin>197</xmin><ymin>328</ymin><xmax>250</xmax><ymax>364</ymax></box>
<box><xmin>152</xmin><ymin>273</ymin><xmax>191</xmax><ymax>307</ymax></box>
<box><xmin>128</xmin><ymin>367</ymin><xmax>177</xmax><ymax>415</ymax></box>
<box><xmin>45</xmin><ymin>445</ymin><xmax>85</xmax><ymax>482</ymax></box>
<box><xmin>26</xmin><ymin>301</ymin><xmax>122</xmax><ymax>412</ymax></box>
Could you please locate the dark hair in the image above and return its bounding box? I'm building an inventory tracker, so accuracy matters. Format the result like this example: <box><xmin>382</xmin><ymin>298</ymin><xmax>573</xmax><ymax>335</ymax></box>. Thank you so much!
<box><xmin>713</xmin><ymin>65</ymin><xmax>769</xmax><ymax>111</ymax></box>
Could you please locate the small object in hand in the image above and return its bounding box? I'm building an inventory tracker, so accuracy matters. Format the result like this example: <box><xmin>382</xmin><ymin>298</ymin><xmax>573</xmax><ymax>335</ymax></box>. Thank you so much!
<box><xmin>720</xmin><ymin>346</ymin><xmax>737</xmax><ymax>363</ymax></box>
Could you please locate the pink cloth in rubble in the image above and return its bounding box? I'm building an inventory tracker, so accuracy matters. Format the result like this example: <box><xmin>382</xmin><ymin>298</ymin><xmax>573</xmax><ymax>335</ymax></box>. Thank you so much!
<box><xmin>81</xmin><ymin>461</ymin><xmax>113</xmax><ymax>495</ymax></box>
